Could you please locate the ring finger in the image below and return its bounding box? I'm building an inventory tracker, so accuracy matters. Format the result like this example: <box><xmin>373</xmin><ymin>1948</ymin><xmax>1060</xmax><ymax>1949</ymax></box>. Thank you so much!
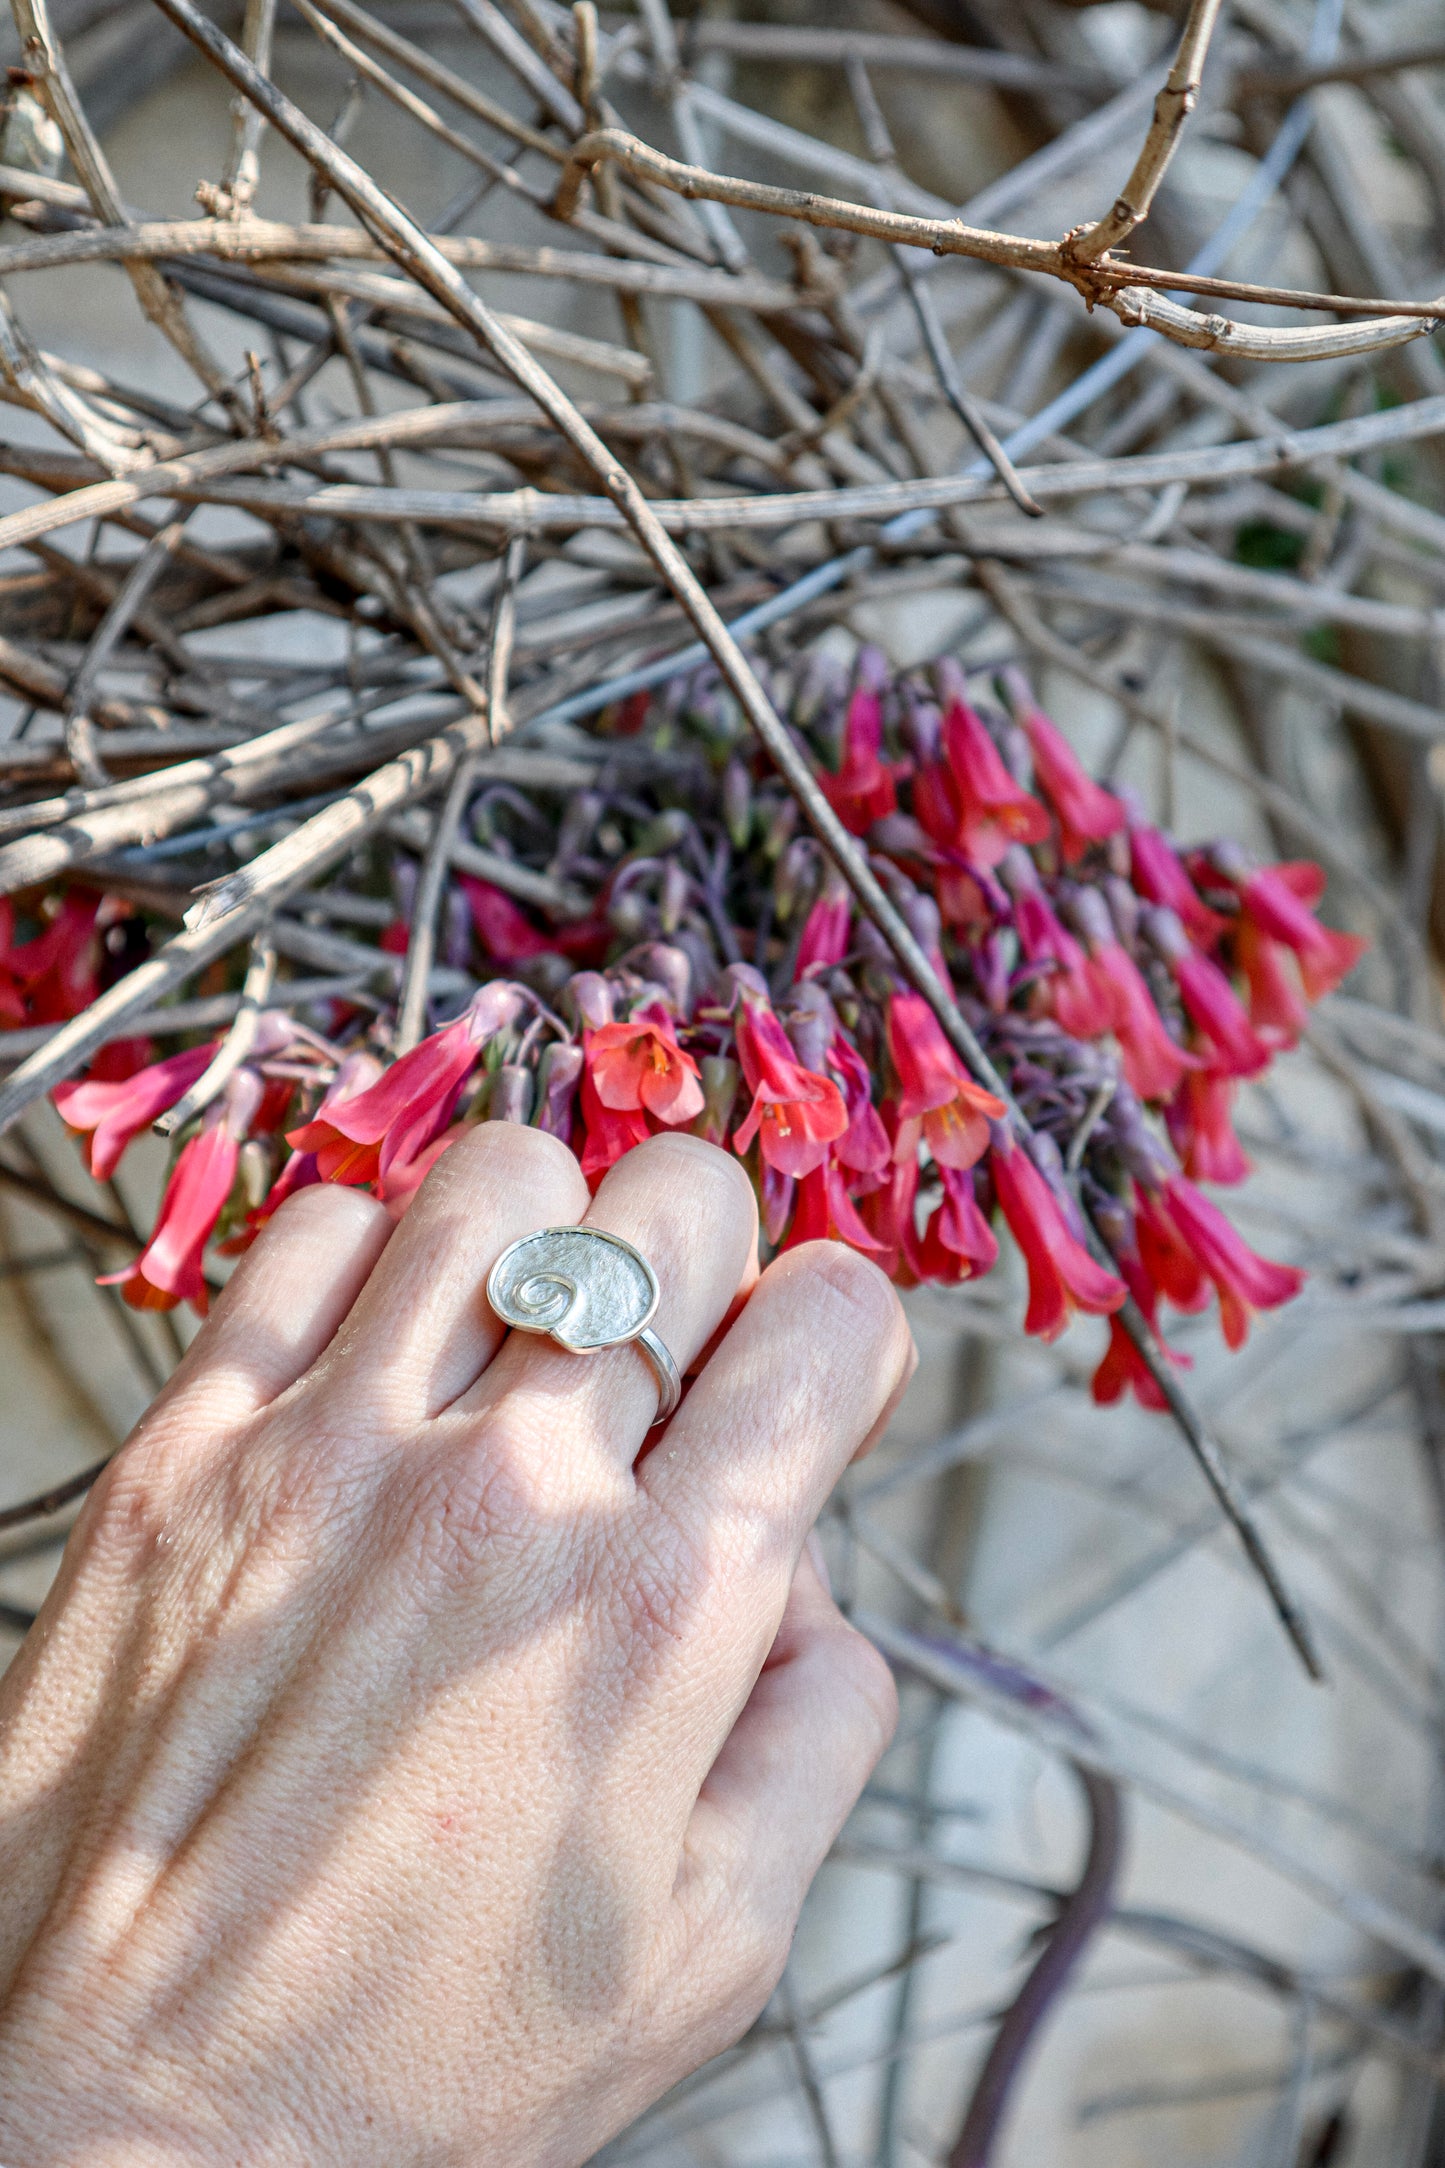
<box><xmin>452</xmin><ymin>1132</ymin><xmax>757</xmax><ymax>1470</ymax></box>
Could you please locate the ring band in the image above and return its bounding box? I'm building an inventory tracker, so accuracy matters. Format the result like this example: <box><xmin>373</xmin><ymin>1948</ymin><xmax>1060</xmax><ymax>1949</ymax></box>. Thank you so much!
<box><xmin>486</xmin><ymin>1224</ymin><xmax>682</xmax><ymax>1427</ymax></box>
<box><xmin>634</xmin><ymin>1325</ymin><xmax>682</xmax><ymax>1424</ymax></box>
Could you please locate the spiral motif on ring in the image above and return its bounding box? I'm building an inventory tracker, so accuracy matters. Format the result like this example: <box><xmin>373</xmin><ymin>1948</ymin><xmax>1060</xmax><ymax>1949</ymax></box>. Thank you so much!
<box><xmin>514</xmin><ymin>1271</ymin><xmax>579</xmax><ymax>1329</ymax></box>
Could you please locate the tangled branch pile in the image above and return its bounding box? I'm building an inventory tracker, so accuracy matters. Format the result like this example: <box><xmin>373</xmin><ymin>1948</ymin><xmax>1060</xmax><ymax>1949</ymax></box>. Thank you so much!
<box><xmin>4</xmin><ymin>0</ymin><xmax>1445</xmax><ymax>2146</ymax></box>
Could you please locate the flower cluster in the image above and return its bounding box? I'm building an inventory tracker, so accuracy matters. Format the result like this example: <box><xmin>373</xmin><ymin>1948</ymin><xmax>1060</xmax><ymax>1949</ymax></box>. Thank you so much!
<box><xmin>42</xmin><ymin>651</ymin><xmax>1363</xmax><ymax>1404</ymax></box>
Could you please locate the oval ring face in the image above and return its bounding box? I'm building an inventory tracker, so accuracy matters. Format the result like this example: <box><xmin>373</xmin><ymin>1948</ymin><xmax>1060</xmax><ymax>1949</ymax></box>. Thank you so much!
<box><xmin>486</xmin><ymin>1225</ymin><xmax>660</xmax><ymax>1352</ymax></box>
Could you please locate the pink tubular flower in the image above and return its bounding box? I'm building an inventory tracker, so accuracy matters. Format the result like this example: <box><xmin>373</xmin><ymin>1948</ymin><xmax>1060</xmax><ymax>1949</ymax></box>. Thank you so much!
<box><xmin>2</xmin><ymin>892</ymin><xmax>100</xmax><ymax>1024</ymax></box>
<box><xmin>1235</xmin><ymin>916</ymin><xmax>1308</xmax><ymax>1047</ymax></box>
<box><xmin>377</xmin><ymin>1124</ymin><xmax>464</xmax><ymax>1217</ymax></box>
<box><xmin>784</xmin><ymin>1160</ymin><xmax>889</xmax><ymax>1257</ymax></box>
<box><xmin>53</xmin><ymin>1041</ymin><xmax>215</xmax><ymax>1180</ymax></box>
<box><xmin>1238</xmin><ymin>861</ymin><xmax>1366</xmax><ymax>1001</ymax></box>
<box><xmin>887</xmin><ymin>991</ymin><xmax>1005</xmax><ymax>1170</ymax></box>
<box><xmin>1090</xmin><ymin>1240</ymin><xmax>1191</xmax><ymax>1413</ymax></box>
<box><xmin>917</xmin><ymin>700</ymin><xmax>1050</xmax><ymax>869</ymax></box>
<box><xmin>1150</xmin><ymin>908</ymin><xmax>1269</xmax><ymax>1078</ymax></box>
<box><xmin>578</xmin><ymin>1063</ymin><xmax>649</xmax><ymax>1181</ymax></box>
<box><xmin>828</xmin><ymin>1033</ymin><xmax>891</xmax><ymax>1179</ymax></box>
<box><xmin>1090</xmin><ymin>942</ymin><xmax>1194</xmax><ymax>1101</ymax></box>
<box><xmin>1129</xmin><ymin>827</ymin><xmax>1229</xmax><ymax>948</ymax></box>
<box><xmin>1151</xmin><ymin>1174</ymin><xmax>1304</xmax><ymax>1350</ymax></box>
<box><xmin>819</xmin><ymin>681</ymin><xmax>898</xmax><ymax>835</ymax></box>
<box><xmin>1166</xmin><ymin>1070</ymin><xmax>1250</xmax><ymax>1186</ymax></box>
<box><xmin>732</xmin><ymin>997</ymin><xmax>848</xmax><ymax>1178</ymax></box>
<box><xmin>287</xmin><ymin>1000</ymin><xmax>509</xmax><ymax>1187</ymax></box>
<box><xmin>1000</xmin><ymin>849</ymin><xmax>1112</xmax><ymax>1037</ymax></box>
<box><xmin>99</xmin><ymin>1073</ymin><xmax>261</xmax><ymax>1313</ymax></box>
<box><xmin>914</xmin><ymin>1164</ymin><xmax>1000</xmax><ymax>1285</ymax></box>
<box><xmin>584</xmin><ymin>1002</ymin><xmax>704</xmax><ymax>1126</ymax></box>
<box><xmin>796</xmin><ymin>883</ymin><xmax>852</xmax><ymax>975</ymax></box>
<box><xmin>1016</xmin><ymin>702</ymin><xmax>1124</xmax><ymax>862</ymax></box>
<box><xmin>461</xmin><ymin>875</ymin><xmax>557</xmax><ymax>962</ymax></box>
<box><xmin>988</xmin><ymin>1125</ymin><xmax>1126</xmax><ymax>1341</ymax></box>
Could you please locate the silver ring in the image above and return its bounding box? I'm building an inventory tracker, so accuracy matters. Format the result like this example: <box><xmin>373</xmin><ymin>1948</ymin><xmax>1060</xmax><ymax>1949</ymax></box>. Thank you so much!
<box><xmin>486</xmin><ymin>1225</ymin><xmax>682</xmax><ymax>1427</ymax></box>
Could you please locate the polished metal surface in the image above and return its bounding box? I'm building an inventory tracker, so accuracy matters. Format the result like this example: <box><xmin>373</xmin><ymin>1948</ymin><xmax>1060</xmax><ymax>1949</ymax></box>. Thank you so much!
<box><xmin>487</xmin><ymin>1225</ymin><xmax>660</xmax><ymax>1352</ymax></box>
<box><xmin>487</xmin><ymin>1225</ymin><xmax>679</xmax><ymax>1424</ymax></box>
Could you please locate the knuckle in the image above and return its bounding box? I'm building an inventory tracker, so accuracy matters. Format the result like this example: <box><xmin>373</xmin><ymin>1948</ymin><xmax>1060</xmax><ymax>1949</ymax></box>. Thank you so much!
<box><xmin>722</xmin><ymin>1914</ymin><xmax>793</xmax><ymax>2026</ymax></box>
<box><xmin>264</xmin><ymin>1179</ymin><xmax>389</xmax><ymax>1251</ymax></box>
<box><xmin>782</xmin><ymin>1239</ymin><xmax>904</xmax><ymax>1340</ymax></box>
<box><xmin>397</xmin><ymin>1428</ymin><xmax>526</xmax><ymax>1592</ymax></box>
<box><xmin>80</xmin><ymin>1408</ymin><xmax>369</xmax><ymax>1586</ymax></box>
<box><xmin>836</xmin><ymin>1626</ymin><xmax>899</xmax><ymax>1756</ymax></box>
<box><xmin>431</xmin><ymin>1116</ymin><xmax>587</xmax><ymax>1204</ymax></box>
<box><xmin>634</xmin><ymin>1130</ymin><xmax>756</xmax><ymax>1207</ymax></box>
<box><xmin>610</xmin><ymin>1506</ymin><xmax>713</xmax><ymax>1667</ymax></box>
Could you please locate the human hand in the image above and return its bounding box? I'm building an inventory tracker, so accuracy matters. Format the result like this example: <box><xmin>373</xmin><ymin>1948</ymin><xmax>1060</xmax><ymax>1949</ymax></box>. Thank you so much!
<box><xmin>0</xmin><ymin>1126</ymin><xmax>912</xmax><ymax>2165</ymax></box>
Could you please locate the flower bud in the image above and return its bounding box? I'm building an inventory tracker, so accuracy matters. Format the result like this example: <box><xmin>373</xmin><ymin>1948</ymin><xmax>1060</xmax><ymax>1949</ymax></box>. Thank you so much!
<box><xmin>552</xmin><ymin>790</ymin><xmax>604</xmax><ymax>867</ymax></box>
<box><xmin>1103</xmin><ymin>873</ymin><xmax>1140</xmax><ymax>948</ymax></box>
<box><xmin>762</xmin><ymin>794</ymin><xmax>799</xmax><ymax>861</ymax></box>
<box><xmin>629</xmin><ymin>941</ymin><xmax>692</xmax><ymax>1016</ymax></box>
<box><xmin>565</xmin><ymin>970</ymin><xmax>613</xmax><ymax>1030</ymax></box>
<box><xmin>639</xmin><ymin>808</ymin><xmax>692</xmax><ymax>854</ymax></box>
<box><xmin>238</xmin><ymin>1137</ymin><xmax>272</xmax><ymax>1211</ymax></box>
<box><xmin>659</xmin><ymin>858</ymin><xmax>689</xmax><ymax>934</ymax></box>
<box><xmin>535</xmin><ymin>1041</ymin><xmax>583</xmax><ymax>1137</ymax></box>
<box><xmin>785</xmin><ymin>980</ymin><xmax>835</xmax><ymax>1073</ymax></box>
<box><xmin>721</xmin><ymin>961</ymin><xmax>769</xmax><ymax>1009</ymax></box>
<box><xmin>773</xmin><ymin>836</ymin><xmax>814</xmax><ymax>922</ymax></box>
<box><xmin>464</xmin><ymin>980</ymin><xmax>529</xmax><ymax>1046</ymax></box>
<box><xmin>722</xmin><ymin>756</ymin><xmax>751</xmax><ymax>848</ymax></box>
<box><xmin>900</xmin><ymin>695</ymin><xmax>941</xmax><ymax>766</ymax></box>
<box><xmin>608</xmin><ymin>889</ymin><xmax>650</xmax><ymax>939</ymax></box>
<box><xmin>489</xmin><ymin>1063</ymin><xmax>533</xmax><ymax>1125</ymax></box>
<box><xmin>695</xmin><ymin>1054</ymin><xmax>741</xmax><ymax>1145</ymax></box>
<box><xmin>1060</xmin><ymin>883</ymin><xmax>1113</xmax><ymax>949</ymax></box>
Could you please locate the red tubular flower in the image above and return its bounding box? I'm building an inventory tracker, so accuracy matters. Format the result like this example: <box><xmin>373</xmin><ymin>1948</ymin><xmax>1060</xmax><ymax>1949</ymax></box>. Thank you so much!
<box><xmin>1090</xmin><ymin>1241</ymin><xmax>1191</xmax><ymax>1412</ymax></box>
<box><xmin>585</xmin><ymin>1002</ymin><xmax>704</xmax><ymax>1126</ymax></box>
<box><xmin>99</xmin><ymin>1075</ymin><xmax>261</xmax><ymax>1313</ymax></box>
<box><xmin>858</xmin><ymin>1120</ymin><xmax>920</xmax><ymax>1282</ymax></box>
<box><xmin>1135</xmin><ymin>1187</ymin><xmax>1210</xmax><ymax>1314</ymax></box>
<box><xmin>578</xmin><ymin>1067</ymin><xmax>650</xmax><ymax>1182</ymax></box>
<box><xmin>1151</xmin><ymin>909</ymin><xmax>1269</xmax><ymax>1078</ymax></box>
<box><xmin>1089</xmin><ymin>943</ymin><xmax>1194</xmax><ymax>1101</ymax></box>
<box><xmin>914</xmin><ymin>1164</ymin><xmax>1000</xmax><ymax>1285</ymax></box>
<box><xmin>53</xmin><ymin>1041</ymin><xmax>215</xmax><ymax>1180</ymax></box>
<box><xmin>1129</xmin><ymin>827</ymin><xmax>1229</xmax><ymax>947</ymax></box>
<box><xmin>887</xmin><ymin>991</ymin><xmax>1004</xmax><ymax>1170</ymax></box>
<box><xmin>1166</xmin><ymin>1070</ymin><xmax>1250</xmax><ymax>1186</ymax></box>
<box><xmin>1152</xmin><ymin>1174</ymin><xmax>1304</xmax><ymax>1349</ymax></box>
<box><xmin>1017</xmin><ymin>703</ymin><xmax>1125</xmax><ymax>862</ymax></box>
<box><xmin>989</xmin><ymin>1125</ymin><xmax>1126</xmax><ymax>1341</ymax></box>
<box><xmin>916</xmin><ymin>701</ymin><xmax>1050</xmax><ymax>869</ymax></box>
<box><xmin>783</xmin><ymin>1161</ymin><xmax>890</xmax><ymax>1257</ymax></box>
<box><xmin>1239</xmin><ymin>861</ymin><xmax>1366</xmax><ymax>1001</ymax></box>
<box><xmin>378</xmin><ymin>1124</ymin><xmax>464</xmax><ymax>1216</ymax></box>
<box><xmin>7</xmin><ymin>893</ymin><xmax>100</xmax><ymax>1023</ymax></box>
<box><xmin>460</xmin><ymin>876</ymin><xmax>605</xmax><ymax>967</ymax></box>
<box><xmin>818</xmin><ymin>683</ymin><xmax>898</xmax><ymax>835</ymax></box>
<box><xmin>828</xmin><ymin>1033</ymin><xmax>891</xmax><ymax>1179</ymax></box>
<box><xmin>460</xmin><ymin>875</ymin><xmax>556</xmax><ymax>962</ymax></box>
<box><xmin>287</xmin><ymin>1015</ymin><xmax>483</xmax><ymax>1186</ymax></box>
<box><xmin>1234</xmin><ymin>916</ymin><xmax>1307</xmax><ymax>1048</ymax></box>
<box><xmin>796</xmin><ymin>886</ymin><xmax>852</xmax><ymax>975</ymax></box>
<box><xmin>1001</xmin><ymin>851</ymin><xmax>1114</xmax><ymax>1038</ymax></box>
<box><xmin>732</xmin><ymin>997</ymin><xmax>848</xmax><ymax>1178</ymax></box>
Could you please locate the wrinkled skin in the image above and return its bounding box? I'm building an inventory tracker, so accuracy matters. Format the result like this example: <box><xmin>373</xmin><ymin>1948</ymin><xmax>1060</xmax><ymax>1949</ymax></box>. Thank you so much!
<box><xmin>0</xmin><ymin>1128</ymin><xmax>912</xmax><ymax>2165</ymax></box>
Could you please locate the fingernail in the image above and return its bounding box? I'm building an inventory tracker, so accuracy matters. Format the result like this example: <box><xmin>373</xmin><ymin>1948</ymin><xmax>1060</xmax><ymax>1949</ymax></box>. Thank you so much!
<box><xmin>805</xmin><ymin>1528</ymin><xmax>833</xmax><ymax>1597</ymax></box>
